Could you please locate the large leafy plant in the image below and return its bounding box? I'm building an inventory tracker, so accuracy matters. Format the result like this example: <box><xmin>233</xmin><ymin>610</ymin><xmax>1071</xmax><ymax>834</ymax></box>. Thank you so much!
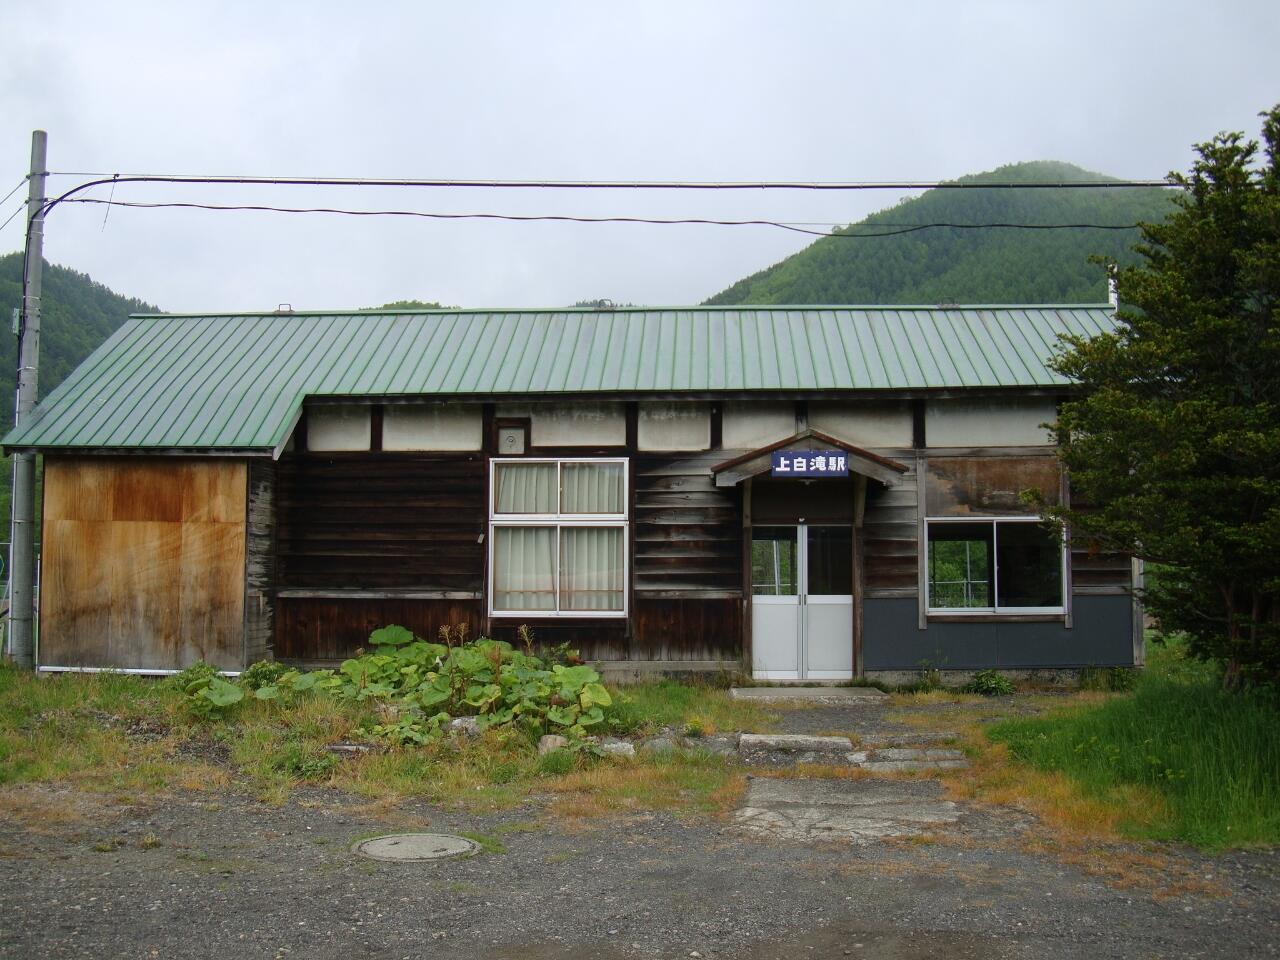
<box><xmin>194</xmin><ymin>625</ymin><xmax>614</xmax><ymax>746</ymax></box>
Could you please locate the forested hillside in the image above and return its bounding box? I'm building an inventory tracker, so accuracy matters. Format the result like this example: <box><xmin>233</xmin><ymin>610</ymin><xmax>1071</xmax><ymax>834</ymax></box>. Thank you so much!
<box><xmin>705</xmin><ymin>161</ymin><xmax>1172</xmax><ymax>305</ymax></box>
<box><xmin>0</xmin><ymin>252</ymin><xmax>159</xmax><ymax>410</ymax></box>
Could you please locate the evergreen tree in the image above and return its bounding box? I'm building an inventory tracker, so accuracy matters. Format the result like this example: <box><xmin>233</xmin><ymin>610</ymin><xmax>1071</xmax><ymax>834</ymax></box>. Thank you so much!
<box><xmin>1046</xmin><ymin>107</ymin><xmax>1280</xmax><ymax>687</ymax></box>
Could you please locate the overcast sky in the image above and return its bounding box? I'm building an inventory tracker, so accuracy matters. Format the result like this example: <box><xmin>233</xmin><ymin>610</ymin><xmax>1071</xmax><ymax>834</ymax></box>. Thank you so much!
<box><xmin>2</xmin><ymin>0</ymin><xmax>1278</xmax><ymax>313</ymax></box>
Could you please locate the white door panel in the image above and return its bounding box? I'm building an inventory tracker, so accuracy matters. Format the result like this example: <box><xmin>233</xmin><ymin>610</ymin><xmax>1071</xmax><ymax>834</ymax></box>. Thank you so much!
<box><xmin>751</xmin><ymin>523</ymin><xmax>853</xmax><ymax>681</ymax></box>
<box><xmin>805</xmin><ymin>595</ymin><xmax>854</xmax><ymax>677</ymax></box>
<box><xmin>752</xmin><ymin>600</ymin><xmax>801</xmax><ymax>678</ymax></box>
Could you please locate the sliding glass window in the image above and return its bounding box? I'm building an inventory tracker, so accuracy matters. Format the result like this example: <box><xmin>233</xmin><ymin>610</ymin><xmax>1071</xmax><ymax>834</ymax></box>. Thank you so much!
<box><xmin>926</xmin><ymin>517</ymin><xmax>1064</xmax><ymax>614</ymax></box>
<box><xmin>490</xmin><ymin>459</ymin><xmax>627</xmax><ymax>617</ymax></box>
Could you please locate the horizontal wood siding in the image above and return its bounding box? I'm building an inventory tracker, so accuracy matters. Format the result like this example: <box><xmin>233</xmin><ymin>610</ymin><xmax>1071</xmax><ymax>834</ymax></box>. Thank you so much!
<box><xmin>275</xmin><ymin>597</ymin><xmax>484</xmax><ymax>661</ymax></box>
<box><xmin>275</xmin><ymin>452</ymin><xmax>486</xmax><ymax>592</ymax></box>
<box><xmin>633</xmin><ymin>453</ymin><xmax>742</xmax><ymax>598</ymax></box>
<box><xmin>274</xmin><ymin>452</ymin><xmax>486</xmax><ymax>659</ymax></box>
<box><xmin>631</xmin><ymin>597</ymin><xmax>742</xmax><ymax>662</ymax></box>
<box><xmin>488</xmin><ymin>620</ymin><xmax>630</xmax><ymax>663</ymax></box>
<box><xmin>863</xmin><ymin>468</ymin><xmax>920</xmax><ymax>599</ymax></box>
<box><xmin>40</xmin><ymin>457</ymin><xmax>247</xmax><ymax>670</ymax></box>
<box><xmin>1068</xmin><ymin>494</ymin><xmax>1133</xmax><ymax>596</ymax></box>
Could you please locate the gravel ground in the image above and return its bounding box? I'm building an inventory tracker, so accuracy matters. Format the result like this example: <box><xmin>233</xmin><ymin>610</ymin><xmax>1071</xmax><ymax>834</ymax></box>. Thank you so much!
<box><xmin>1</xmin><ymin>698</ymin><xmax>1276</xmax><ymax>960</ymax></box>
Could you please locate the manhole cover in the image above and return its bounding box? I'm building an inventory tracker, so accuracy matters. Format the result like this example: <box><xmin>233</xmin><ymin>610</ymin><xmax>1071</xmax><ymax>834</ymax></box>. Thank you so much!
<box><xmin>352</xmin><ymin>833</ymin><xmax>478</xmax><ymax>862</ymax></box>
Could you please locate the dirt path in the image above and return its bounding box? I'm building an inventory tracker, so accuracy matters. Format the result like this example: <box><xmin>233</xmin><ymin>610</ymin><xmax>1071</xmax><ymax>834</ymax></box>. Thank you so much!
<box><xmin>1</xmin><ymin>697</ymin><xmax>1276</xmax><ymax>959</ymax></box>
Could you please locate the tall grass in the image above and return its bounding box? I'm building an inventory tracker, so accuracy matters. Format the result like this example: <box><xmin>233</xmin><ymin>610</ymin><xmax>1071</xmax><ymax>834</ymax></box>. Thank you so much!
<box><xmin>988</xmin><ymin>644</ymin><xmax>1280</xmax><ymax>849</ymax></box>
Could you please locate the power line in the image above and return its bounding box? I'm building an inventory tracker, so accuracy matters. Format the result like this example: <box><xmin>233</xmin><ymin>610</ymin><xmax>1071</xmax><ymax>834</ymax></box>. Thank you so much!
<box><xmin>43</xmin><ymin>172</ymin><xmax>1179</xmax><ymax>193</ymax></box>
<box><xmin>63</xmin><ymin>197</ymin><xmax>1145</xmax><ymax>239</ymax></box>
<box><xmin>0</xmin><ymin>178</ymin><xmax>27</xmax><ymax>208</ymax></box>
<box><xmin>0</xmin><ymin>201</ymin><xmax>28</xmax><ymax>233</ymax></box>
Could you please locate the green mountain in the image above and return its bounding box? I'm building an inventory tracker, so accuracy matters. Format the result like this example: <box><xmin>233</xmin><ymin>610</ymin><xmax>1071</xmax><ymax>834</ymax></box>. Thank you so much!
<box><xmin>0</xmin><ymin>252</ymin><xmax>159</xmax><ymax>412</ymax></box>
<box><xmin>705</xmin><ymin>161</ymin><xmax>1173</xmax><ymax>305</ymax></box>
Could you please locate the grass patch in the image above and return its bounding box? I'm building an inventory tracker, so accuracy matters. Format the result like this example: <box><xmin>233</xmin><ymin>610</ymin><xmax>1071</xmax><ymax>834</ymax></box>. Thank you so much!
<box><xmin>606</xmin><ymin>680</ymin><xmax>777</xmax><ymax>735</ymax></box>
<box><xmin>0</xmin><ymin>665</ymin><xmax>756</xmax><ymax>822</ymax></box>
<box><xmin>987</xmin><ymin>645</ymin><xmax>1280</xmax><ymax>849</ymax></box>
<box><xmin>458</xmin><ymin>831</ymin><xmax>507</xmax><ymax>854</ymax></box>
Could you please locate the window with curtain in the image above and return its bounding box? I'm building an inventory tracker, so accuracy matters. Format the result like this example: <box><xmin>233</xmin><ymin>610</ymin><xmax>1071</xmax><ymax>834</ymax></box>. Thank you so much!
<box><xmin>926</xmin><ymin>517</ymin><xmax>1064</xmax><ymax>614</ymax></box>
<box><xmin>490</xmin><ymin>459</ymin><xmax>627</xmax><ymax>616</ymax></box>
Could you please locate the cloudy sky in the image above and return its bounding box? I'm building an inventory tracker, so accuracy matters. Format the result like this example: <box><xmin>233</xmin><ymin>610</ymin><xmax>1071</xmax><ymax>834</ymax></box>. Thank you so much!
<box><xmin>2</xmin><ymin>0</ymin><xmax>1278</xmax><ymax>312</ymax></box>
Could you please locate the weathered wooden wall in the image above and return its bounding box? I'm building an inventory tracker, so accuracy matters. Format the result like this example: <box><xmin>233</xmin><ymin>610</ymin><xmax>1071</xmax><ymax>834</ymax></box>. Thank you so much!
<box><xmin>1067</xmin><ymin>493</ymin><xmax>1133</xmax><ymax>596</ymax></box>
<box><xmin>862</xmin><ymin>468</ymin><xmax>920</xmax><ymax>599</ymax></box>
<box><xmin>275</xmin><ymin>452</ymin><xmax>486</xmax><ymax>591</ymax></box>
<box><xmin>629</xmin><ymin>452</ymin><xmax>743</xmax><ymax>661</ymax></box>
<box><xmin>632</xmin><ymin>453</ymin><xmax>741</xmax><ymax>598</ymax></box>
<box><xmin>40</xmin><ymin>457</ymin><xmax>246</xmax><ymax>670</ymax></box>
<box><xmin>244</xmin><ymin>460</ymin><xmax>276</xmax><ymax>663</ymax></box>
<box><xmin>273</xmin><ymin>451</ymin><xmax>486</xmax><ymax>660</ymax></box>
<box><xmin>276</xmin><ymin>597</ymin><xmax>485</xmax><ymax>661</ymax></box>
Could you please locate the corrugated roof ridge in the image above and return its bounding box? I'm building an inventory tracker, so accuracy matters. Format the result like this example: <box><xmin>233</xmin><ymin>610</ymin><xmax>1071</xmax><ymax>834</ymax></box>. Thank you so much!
<box><xmin>130</xmin><ymin>303</ymin><xmax>1114</xmax><ymax>319</ymax></box>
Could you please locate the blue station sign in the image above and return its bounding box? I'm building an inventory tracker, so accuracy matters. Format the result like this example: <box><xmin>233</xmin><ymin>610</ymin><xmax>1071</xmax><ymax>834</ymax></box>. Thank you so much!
<box><xmin>771</xmin><ymin>450</ymin><xmax>850</xmax><ymax>477</ymax></box>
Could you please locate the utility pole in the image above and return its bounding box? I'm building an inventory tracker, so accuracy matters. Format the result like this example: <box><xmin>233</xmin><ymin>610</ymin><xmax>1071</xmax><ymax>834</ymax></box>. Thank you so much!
<box><xmin>9</xmin><ymin>130</ymin><xmax>47</xmax><ymax>669</ymax></box>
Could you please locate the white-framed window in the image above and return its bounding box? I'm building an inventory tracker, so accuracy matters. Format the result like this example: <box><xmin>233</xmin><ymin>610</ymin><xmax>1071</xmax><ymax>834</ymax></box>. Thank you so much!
<box><xmin>926</xmin><ymin>516</ymin><xmax>1065</xmax><ymax>615</ymax></box>
<box><xmin>488</xmin><ymin>458</ymin><xmax>628</xmax><ymax>618</ymax></box>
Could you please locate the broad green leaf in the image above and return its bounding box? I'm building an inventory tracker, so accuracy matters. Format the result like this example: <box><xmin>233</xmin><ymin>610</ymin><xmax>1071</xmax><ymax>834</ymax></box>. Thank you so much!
<box><xmin>579</xmin><ymin>682</ymin><xmax>612</xmax><ymax>709</ymax></box>
<box><xmin>199</xmin><ymin>677</ymin><xmax>244</xmax><ymax>708</ymax></box>
<box><xmin>369</xmin><ymin>624</ymin><xmax>415</xmax><ymax>647</ymax></box>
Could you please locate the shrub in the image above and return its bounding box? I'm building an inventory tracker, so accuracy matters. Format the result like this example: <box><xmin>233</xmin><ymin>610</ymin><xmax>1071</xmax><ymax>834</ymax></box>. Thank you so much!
<box><xmin>167</xmin><ymin>660</ymin><xmax>218</xmax><ymax>693</ymax></box>
<box><xmin>964</xmin><ymin>669</ymin><xmax>1015</xmax><ymax>697</ymax></box>
<box><xmin>240</xmin><ymin>660</ymin><xmax>290</xmax><ymax>691</ymax></box>
<box><xmin>172</xmin><ymin>662</ymin><xmax>244</xmax><ymax>719</ymax></box>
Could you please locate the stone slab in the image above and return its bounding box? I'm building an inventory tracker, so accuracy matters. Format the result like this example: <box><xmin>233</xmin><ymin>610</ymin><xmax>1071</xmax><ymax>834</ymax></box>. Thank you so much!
<box><xmin>861</xmin><ymin>759</ymin><xmax>969</xmax><ymax>772</ymax></box>
<box><xmin>739</xmin><ymin>733</ymin><xmax>853</xmax><ymax>753</ymax></box>
<box><xmin>730</xmin><ymin>686</ymin><xmax>888</xmax><ymax>703</ymax></box>
<box><xmin>871</xmin><ymin>747</ymin><xmax>965</xmax><ymax>762</ymax></box>
<box><xmin>733</xmin><ymin>776</ymin><xmax>962</xmax><ymax>843</ymax></box>
<box><xmin>861</xmin><ymin>730</ymin><xmax>960</xmax><ymax>748</ymax></box>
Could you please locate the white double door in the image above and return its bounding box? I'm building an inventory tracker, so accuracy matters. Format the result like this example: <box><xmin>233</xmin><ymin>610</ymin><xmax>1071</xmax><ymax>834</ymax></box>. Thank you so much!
<box><xmin>751</xmin><ymin>524</ymin><xmax>854</xmax><ymax>680</ymax></box>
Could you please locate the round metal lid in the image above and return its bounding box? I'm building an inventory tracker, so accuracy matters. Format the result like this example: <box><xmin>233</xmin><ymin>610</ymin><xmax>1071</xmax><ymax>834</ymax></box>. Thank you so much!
<box><xmin>352</xmin><ymin>833</ymin><xmax>479</xmax><ymax>862</ymax></box>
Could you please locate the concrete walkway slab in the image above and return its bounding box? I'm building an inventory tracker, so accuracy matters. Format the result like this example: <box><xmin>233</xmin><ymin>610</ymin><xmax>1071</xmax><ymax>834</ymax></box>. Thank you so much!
<box><xmin>733</xmin><ymin>776</ymin><xmax>962</xmax><ymax>843</ymax></box>
<box><xmin>738</xmin><ymin>733</ymin><xmax>863</xmax><ymax>767</ymax></box>
<box><xmin>730</xmin><ymin>686</ymin><xmax>888</xmax><ymax>702</ymax></box>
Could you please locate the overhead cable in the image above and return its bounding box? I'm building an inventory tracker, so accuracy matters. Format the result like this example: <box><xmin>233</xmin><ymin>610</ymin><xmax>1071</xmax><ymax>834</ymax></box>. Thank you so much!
<box><xmin>63</xmin><ymin>197</ymin><xmax>1145</xmax><ymax>239</ymax></box>
<box><xmin>43</xmin><ymin>172</ymin><xmax>1178</xmax><ymax>191</ymax></box>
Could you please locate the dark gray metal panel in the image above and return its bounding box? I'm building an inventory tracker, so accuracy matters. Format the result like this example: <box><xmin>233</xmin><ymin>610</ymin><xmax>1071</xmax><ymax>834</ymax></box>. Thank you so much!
<box><xmin>864</xmin><ymin>595</ymin><xmax>1134</xmax><ymax>670</ymax></box>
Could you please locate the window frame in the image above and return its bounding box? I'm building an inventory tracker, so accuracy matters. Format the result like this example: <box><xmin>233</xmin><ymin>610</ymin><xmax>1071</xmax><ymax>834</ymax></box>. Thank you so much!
<box><xmin>488</xmin><ymin>457</ymin><xmax>629</xmax><ymax>619</ymax></box>
<box><xmin>925</xmin><ymin>515</ymin><xmax>1066</xmax><ymax>616</ymax></box>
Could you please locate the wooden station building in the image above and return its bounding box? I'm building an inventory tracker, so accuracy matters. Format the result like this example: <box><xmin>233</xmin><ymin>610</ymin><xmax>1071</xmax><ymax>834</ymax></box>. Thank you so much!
<box><xmin>3</xmin><ymin>305</ymin><xmax>1143</xmax><ymax>679</ymax></box>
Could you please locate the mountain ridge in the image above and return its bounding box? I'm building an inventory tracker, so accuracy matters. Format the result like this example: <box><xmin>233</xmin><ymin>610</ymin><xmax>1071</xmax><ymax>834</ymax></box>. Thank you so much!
<box><xmin>703</xmin><ymin>160</ymin><xmax>1171</xmax><ymax>306</ymax></box>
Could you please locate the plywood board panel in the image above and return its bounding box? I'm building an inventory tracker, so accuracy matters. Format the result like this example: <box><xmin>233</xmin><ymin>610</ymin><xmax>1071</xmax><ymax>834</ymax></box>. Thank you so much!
<box><xmin>40</xmin><ymin>457</ymin><xmax>247</xmax><ymax>670</ymax></box>
<box><xmin>111</xmin><ymin>462</ymin><xmax>184</xmax><ymax>522</ymax></box>
<box><xmin>108</xmin><ymin>520</ymin><xmax>182</xmax><ymax>668</ymax></box>
<box><xmin>39</xmin><ymin>519</ymin><xmax>112</xmax><ymax>666</ymax></box>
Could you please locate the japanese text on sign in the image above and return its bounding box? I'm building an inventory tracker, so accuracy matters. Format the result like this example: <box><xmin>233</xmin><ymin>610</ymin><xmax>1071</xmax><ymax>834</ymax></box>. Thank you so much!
<box><xmin>771</xmin><ymin>450</ymin><xmax>849</xmax><ymax>477</ymax></box>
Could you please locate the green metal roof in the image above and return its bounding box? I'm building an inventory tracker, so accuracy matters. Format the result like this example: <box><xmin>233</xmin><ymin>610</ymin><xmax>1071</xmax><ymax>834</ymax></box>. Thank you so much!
<box><xmin>2</xmin><ymin>305</ymin><xmax>1115</xmax><ymax>453</ymax></box>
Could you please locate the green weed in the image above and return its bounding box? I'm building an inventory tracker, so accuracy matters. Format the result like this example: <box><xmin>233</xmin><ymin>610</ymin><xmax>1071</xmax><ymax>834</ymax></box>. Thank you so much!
<box><xmin>989</xmin><ymin>645</ymin><xmax>1280</xmax><ymax>849</ymax></box>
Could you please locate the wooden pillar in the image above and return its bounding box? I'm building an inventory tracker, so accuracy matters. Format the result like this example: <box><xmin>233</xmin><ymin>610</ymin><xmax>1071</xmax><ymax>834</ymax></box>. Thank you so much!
<box><xmin>741</xmin><ymin>476</ymin><xmax>753</xmax><ymax>671</ymax></box>
<box><xmin>852</xmin><ymin>474</ymin><xmax>867</xmax><ymax>678</ymax></box>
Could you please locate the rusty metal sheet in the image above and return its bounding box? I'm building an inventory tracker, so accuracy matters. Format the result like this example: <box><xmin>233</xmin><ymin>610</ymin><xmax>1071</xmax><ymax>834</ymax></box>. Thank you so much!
<box><xmin>925</xmin><ymin>455</ymin><xmax>1061</xmax><ymax>517</ymax></box>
